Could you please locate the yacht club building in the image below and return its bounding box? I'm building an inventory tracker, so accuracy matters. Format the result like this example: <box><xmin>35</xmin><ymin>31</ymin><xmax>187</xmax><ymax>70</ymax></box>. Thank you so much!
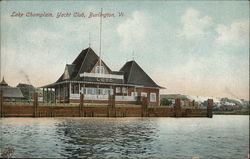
<box><xmin>42</xmin><ymin>47</ymin><xmax>164</xmax><ymax>106</ymax></box>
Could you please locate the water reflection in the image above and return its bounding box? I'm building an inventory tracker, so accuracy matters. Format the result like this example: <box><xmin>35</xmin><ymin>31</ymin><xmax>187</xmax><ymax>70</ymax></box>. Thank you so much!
<box><xmin>0</xmin><ymin>116</ymin><xmax>249</xmax><ymax>158</ymax></box>
<box><xmin>55</xmin><ymin>118</ymin><xmax>158</xmax><ymax>158</ymax></box>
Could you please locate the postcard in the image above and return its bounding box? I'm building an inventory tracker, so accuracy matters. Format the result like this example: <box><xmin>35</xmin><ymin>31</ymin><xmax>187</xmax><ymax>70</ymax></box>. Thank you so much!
<box><xmin>0</xmin><ymin>0</ymin><xmax>249</xmax><ymax>158</ymax></box>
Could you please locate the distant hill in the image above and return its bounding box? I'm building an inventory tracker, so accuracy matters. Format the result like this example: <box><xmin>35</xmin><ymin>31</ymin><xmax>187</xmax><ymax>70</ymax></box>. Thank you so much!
<box><xmin>160</xmin><ymin>94</ymin><xmax>249</xmax><ymax>109</ymax></box>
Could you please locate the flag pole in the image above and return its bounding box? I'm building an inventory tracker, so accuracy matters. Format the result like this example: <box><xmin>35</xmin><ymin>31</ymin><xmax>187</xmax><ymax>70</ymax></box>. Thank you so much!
<box><xmin>99</xmin><ymin>8</ymin><xmax>103</xmax><ymax>73</ymax></box>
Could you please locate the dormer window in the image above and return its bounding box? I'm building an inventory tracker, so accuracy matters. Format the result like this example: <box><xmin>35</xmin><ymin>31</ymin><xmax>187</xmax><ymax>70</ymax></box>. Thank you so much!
<box><xmin>95</xmin><ymin>66</ymin><xmax>104</xmax><ymax>74</ymax></box>
<box><xmin>95</xmin><ymin>66</ymin><xmax>100</xmax><ymax>73</ymax></box>
<box><xmin>100</xmin><ymin>66</ymin><xmax>104</xmax><ymax>74</ymax></box>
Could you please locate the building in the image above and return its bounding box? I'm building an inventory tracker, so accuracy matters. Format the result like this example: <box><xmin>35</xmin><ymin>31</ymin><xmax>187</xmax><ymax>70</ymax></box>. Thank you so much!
<box><xmin>16</xmin><ymin>83</ymin><xmax>36</xmax><ymax>100</ymax></box>
<box><xmin>42</xmin><ymin>47</ymin><xmax>164</xmax><ymax>105</ymax></box>
<box><xmin>0</xmin><ymin>77</ymin><xmax>24</xmax><ymax>101</ymax></box>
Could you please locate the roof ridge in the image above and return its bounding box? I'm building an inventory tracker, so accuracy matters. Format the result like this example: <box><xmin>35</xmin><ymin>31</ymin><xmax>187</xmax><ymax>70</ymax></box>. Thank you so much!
<box><xmin>75</xmin><ymin>48</ymin><xmax>90</xmax><ymax>78</ymax></box>
<box><xmin>127</xmin><ymin>61</ymin><xmax>134</xmax><ymax>83</ymax></box>
<box><xmin>129</xmin><ymin>61</ymin><xmax>162</xmax><ymax>88</ymax></box>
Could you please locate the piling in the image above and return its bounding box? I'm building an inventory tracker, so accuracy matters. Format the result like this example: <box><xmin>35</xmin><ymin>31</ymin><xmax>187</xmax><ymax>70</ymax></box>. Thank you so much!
<box><xmin>108</xmin><ymin>95</ymin><xmax>116</xmax><ymax>117</ymax></box>
<box><xmin>141</xmin><ymin>96</ymin><xmax>148</xmax><ymax>117</ymax></box>
<box><xmin>0</xmin><ymin>91</ymin><xmax>3</xmax><ymax>117</ymax></box>
<box><xmin>33</xmin><ymin>93</ymin><xmax>38</xmax><ymax>117</ymax></box>
<box><xmin>79</xmin><ymin>93</ymin><xmax>84</xmax><ymax>117</ymax></box>
<box><xmin>207</xmin><ymin>99</ymin><xmax>213</xmax><ymax>118</ymax></box>
<box><xmin>174</xmin><ymin>98</ymin><xmax>181</xmax><ymax>117</ymax></box>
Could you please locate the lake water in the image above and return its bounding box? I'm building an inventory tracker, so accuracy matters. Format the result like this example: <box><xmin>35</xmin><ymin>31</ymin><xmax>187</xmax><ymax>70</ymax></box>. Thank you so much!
<box><xmin>0</xmin><ymin>115</ymin><xmax>249</xmax><ymax>158</ymax></box>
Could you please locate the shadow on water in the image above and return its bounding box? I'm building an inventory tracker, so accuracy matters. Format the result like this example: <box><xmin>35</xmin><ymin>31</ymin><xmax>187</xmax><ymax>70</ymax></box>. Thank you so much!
<box><xmin>55</xmin><ymin>118</ymin><xmax>159</xmax><ymax>158</ymax></box>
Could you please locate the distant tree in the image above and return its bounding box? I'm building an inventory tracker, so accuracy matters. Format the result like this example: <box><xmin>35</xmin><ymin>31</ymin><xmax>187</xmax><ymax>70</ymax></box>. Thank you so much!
<box><xmin>160</xmin><ymin>98</ymin><xmax>172</xmax><ymax>106</ymax></box>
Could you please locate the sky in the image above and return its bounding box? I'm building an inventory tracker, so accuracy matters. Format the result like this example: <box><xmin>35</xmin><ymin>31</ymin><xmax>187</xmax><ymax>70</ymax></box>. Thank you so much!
<box><xmin>1</xmin><ymin>0</ymin><xmax>249</xmax><ymax>100</ymax></box>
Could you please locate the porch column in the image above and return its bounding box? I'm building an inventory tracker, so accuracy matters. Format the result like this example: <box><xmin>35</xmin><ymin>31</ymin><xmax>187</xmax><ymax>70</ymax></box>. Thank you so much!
<box><xmin>48</xmin><ymin>88</ymin><xmax>50</xmax><ymax>103</ymax></box>
<box><xmin>50</xmin><ymin>88</ymin><xmax>52</xmax><ymax>103</ymax></box>
<box><xmin>78</xmin><ymin>83</ymin><xmax>80</xmax><ymax>94</ymax></box>
<box><xmin>63</xmin><ymin>84</ymin><xmax>65</xmax><ymax>103</ymax></box>
<box><xmin>83</xmin><ymin>84</ymin><xmax>85</xmax><ymax>95</ymax></box>
<box><xmin>69</xmin><ymin>82</ymin><xmax>72</xmax><ymax>101</ymax></box>
<box><xmin>110</xmin><ymin>86</ymin><xmax>112</xmax><ymax>95</ymax></box>
<box><xmin>42</xmin><ymin>88</ymin><xmax>45</xmax><ymax>103</ymax></box>
<box><xmin>127</xmin><ymin>86</ymin><xmax>128</xmax><ymax>96</ymax></box>
<box><xmin>58</xmin><ymin>85</ymin><xmax>60</xmax><ymax>103</ymax></box>
<box><xmin>54</xmin><ymin>88</ymin><xmax>56</xmax><ymax>103</ymax></box>
<box><xmin>45</xmin><ymin>88</ymin><xmax>47</xmax><ymax>103</ymax></box>
<box><xmin>97</xmin><ymin>85</ymin><xmax>99</xmax><ymax>99</ymax></box>
<box><xmin>47</xmin><ymin>88</ymin><xmax>49</xmax><ymax>103</ymax></box>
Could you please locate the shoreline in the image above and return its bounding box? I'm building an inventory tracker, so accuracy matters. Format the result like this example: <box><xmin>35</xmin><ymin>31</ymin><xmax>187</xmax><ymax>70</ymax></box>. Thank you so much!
<box><xmin>213</xmin><ymin>110</ymin><xmax>249</xmax><ymax>115</ymax></box>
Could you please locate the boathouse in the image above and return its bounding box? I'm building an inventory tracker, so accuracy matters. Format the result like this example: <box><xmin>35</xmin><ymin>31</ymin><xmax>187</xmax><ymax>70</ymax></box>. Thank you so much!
<box><xmin>42</xmin><ymin>47</ymin><xmax>164</xmax><ymax>106</ymax></box>
<box><xmin>0</xmin><ymin>77</ymin><xmax>24</xmax><ymax>101</ymax></box>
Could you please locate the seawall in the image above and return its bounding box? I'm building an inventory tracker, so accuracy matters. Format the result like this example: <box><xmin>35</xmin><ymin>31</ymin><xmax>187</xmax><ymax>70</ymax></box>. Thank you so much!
<box><xmin>1</xmin><ymin>105</ymin><xmax>210</xmax><ymax>118</ymax></box>
<box><xmin>0</xmin><ymin>93</ymin><xmax>213</xmax><ymax>118</ymax></box>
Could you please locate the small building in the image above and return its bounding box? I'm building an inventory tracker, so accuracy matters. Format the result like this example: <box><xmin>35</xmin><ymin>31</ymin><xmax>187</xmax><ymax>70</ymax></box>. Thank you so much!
<box><xmin>42</xmin><ymin>47</ymin><xmax>164</xmax><ymax>105</ymax></box>
<box><xmin>16</xmin><ymin>83</ymin><xmax>36</xmax><ymax>100</ymax></box>
<box><xmin>183</xmin><ymin>99</ymin><xmax>190</xmax><ymax>107</ymax></box>
<box><xmin>0</xmin><ymin>77</ymin><xmax>24</xmax><ymax>101</ymax></box>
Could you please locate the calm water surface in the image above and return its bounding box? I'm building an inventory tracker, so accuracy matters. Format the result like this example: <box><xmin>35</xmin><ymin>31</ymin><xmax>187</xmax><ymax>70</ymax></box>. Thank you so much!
<box><xmin>0</xmin><ymin>115</ymin><xmax>249</xmax><ymax>158</ymax></box>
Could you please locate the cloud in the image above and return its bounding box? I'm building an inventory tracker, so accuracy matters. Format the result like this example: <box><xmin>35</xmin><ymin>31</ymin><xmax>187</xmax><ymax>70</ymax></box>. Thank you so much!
<box><xmin>26</xmin><ymin>28</ymin><xmax>63</xmax><ymax>46</ymax></box>
<box><xmin>215</xmin><ymin>20</ymin><xmax>249</xmax><ymax>46</ymax></box>
<box><xmin>179</xmin><ymin>8</ymin><xmax>213</xmax><ymax>40</ymax></box>
<box><xmin>117</xmin><ymin>11</ymin><xmax>149</xmax><ymax>49</ymax></box>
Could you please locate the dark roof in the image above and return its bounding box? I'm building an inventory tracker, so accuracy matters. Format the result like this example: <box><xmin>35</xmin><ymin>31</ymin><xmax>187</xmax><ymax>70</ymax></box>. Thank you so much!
<box><xmin>57</xmin><ymin>47</ymin><xmax>112</xmax><ymax>82</ymax></box>
<box><xmin>0</xmin><ymin>87</ymin><xmax>24</xmax><ymax>98</ymax></box>
<box><xmin>0</xmin><ymin>77</ymin><xmax>8</xmax><ymax>86</ymax></box>
<box><xmin>56</xmin><ymin>64</ymin><xmax>76</xmax><ymax>82</ymax></box>
<box><xmin>120</xmin><ymin>60</ymin><xmax>163</xmax><ymax>88</ymax></box>
<box><xmin>46</xmin><ymin>47</ymin><xmax>164</xmax><ymax>89</ymax></box>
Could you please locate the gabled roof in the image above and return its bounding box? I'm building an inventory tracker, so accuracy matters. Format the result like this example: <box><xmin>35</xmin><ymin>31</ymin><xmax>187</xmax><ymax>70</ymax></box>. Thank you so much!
<box><xmin>120</xmin><ymin>60</ymin><xmax>163</xmax><ymax>89</ymax></box>
<box><xmin>0</xmin><ymin>87</ymin><xmax>24</xmax><ymax>98</ymax></box>
<box><xmin>47</xmin><ymin>47</ymin><xmax>164</xmax><ymax>89</ymax></box>
<box><xmin>57</xmin><ymin>47</ymin><xmax>112</xmax><ymax>82</ymax></box>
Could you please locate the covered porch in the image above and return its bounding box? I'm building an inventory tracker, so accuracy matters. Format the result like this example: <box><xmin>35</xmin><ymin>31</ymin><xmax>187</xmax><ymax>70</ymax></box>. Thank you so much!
<box><xmin>41</xmin><ymin>81</ymin><xmax>141</xmax><ymax>104</ymax></box>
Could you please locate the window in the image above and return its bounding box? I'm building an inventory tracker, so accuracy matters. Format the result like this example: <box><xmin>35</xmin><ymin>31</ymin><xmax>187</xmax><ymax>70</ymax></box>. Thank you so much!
<box><xmin>71</xmin><ymin>85</ymin><xmax>74</xmax><ymax>94</ymax></box>
<box><xmin>116</xmin><ymin>87</ymin><xmax>121</xmax><ymax>93</ymax></box>
<box><xmin>95</xmin><ymin>66</ymin><xmax>100</xmax><ymax>73</ymax></box>
<box><xmin>122</xmin><ymin>87</ymin><xmax>127</xmax><ymax>93</ymax></box>
<box><xmin>86</xmin><ymin>88</ymin><xmax>96</xmax><ymax>95</ymax></box>
<box><xmin>73</xmin><ymin>85</ymin><xmax>79</xmax><ymax>94</ymax></box>
<box><xmin>100</xmin><ymin>66</ymin><xmax>105</xmax><ymax>74</ymax></box>
<box><xmin>131</xmin><ymin>92</ymin><xmax>138</xmax><ymax>97</ymax></box>
<box><xmin>110</xmin><ymin>89</ymin><xmax>114</xmax><ymax>95</ymax></box>
<box><xmin>95</xmin><ymin>66</ymin><xmax>105</xmax><ymax>74</ymax></box>
<box><xmin>87</xmin><ymin>88</ymin><xmax>92</xmax><ymax>95</ymax></box>
<box><xmin>150</xmin><ymin>93</ymin><xmax>156</xmax><ymax>102</ymax></box>
<box><xmin>141</xmin><ymin>92</ymin><xmax>147</xmax><ymax>97</ymax></box>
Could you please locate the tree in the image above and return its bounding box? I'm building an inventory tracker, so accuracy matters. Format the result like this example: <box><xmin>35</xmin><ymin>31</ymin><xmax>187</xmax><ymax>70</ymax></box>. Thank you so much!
<box><xmin>160</xmin><ymin>98</ymin><xmax>172</xmax><ymax>106</ymax></box>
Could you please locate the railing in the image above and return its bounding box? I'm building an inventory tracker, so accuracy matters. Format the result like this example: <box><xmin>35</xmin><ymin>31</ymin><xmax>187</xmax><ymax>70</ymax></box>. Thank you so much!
<box><xmin>80</xmin><ymin>72</ymin><xmax>124</xmax><ymax>79</ymax></box>
<box><xmin>115</xmin><ymin>96</ymin><xmax>137</xmax><ymax>101</ymax></box>
<box><xmin>70</xmin><ymin>94</ymin><xmax>137</xmax><ymax>101</ymax></box>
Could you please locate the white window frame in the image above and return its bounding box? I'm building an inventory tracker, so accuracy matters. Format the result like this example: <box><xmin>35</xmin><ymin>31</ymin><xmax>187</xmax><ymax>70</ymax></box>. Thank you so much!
<box><xmin>150</xmin><ymin>93</ymin><xmax>156</xmax><ymax>102</ymax></box>
<box><xmin>122</xmin><ymin>87</ymin><xmax>127</xmax><ymax>93</ymax></box>
<box><xmin>131</xmin><ymin>92</ymin><xmax>138</xmax><ymax>97</ymax></box>
<box><xmin>100</xmin><ymin>66</ymin><xmax>105</xmax><ymax>74</ymax></box>
<box><xmin>141</xmin><ymin>92</ymin><xmax>147</xmax><ymax>97</ymax></box>
<box><xmin>95</xmin><ymin>66</ymin><xmax>100</xmax><ymax>73</ymax></box>
<box><xmin>116</xmin><ymin>87</ymin><xmax>121</xmax><ymax>93</ymax></box>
